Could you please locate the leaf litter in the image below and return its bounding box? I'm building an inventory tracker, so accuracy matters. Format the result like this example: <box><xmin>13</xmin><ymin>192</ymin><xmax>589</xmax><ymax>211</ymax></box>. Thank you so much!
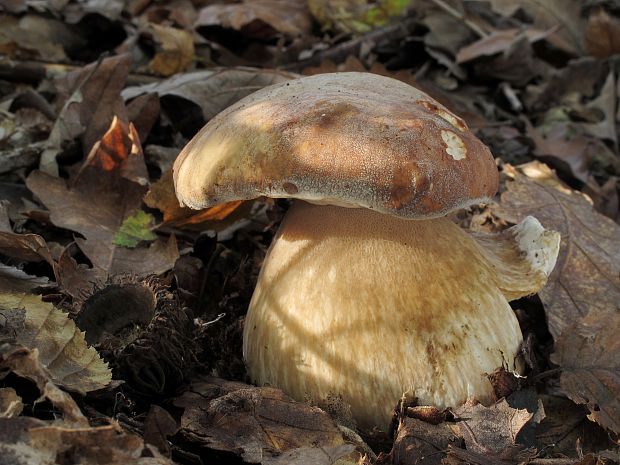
<box><xmin>0</xmin><ymin>0</ymin><xmax>619</xmax><ymax>464</ymax></box>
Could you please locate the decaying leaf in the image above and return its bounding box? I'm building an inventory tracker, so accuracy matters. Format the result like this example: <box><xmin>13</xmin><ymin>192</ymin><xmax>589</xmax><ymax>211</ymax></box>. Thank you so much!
<box><xmin>377</xmin><ymin>417</ymin><xmax>458</xmax><ymax>465</ymax></box>
<box><xmin>27</xmin><ymin>116</ymin><xmax>178</xmax><ymax>277</ymax></box>
<box><xmin>452</xmin><ymin>399</ymin><xmax>534</xmax><ymax>454</ymax></box>
<box><xmin>443</xmin><ymin>444</ymin><xmax>537</xmax><ymax>465</ymax></box>
<box><xmin>144</xmin><ymin>169</ymin><xmax>242</xmax><ymax>227</ymax></box>
<box><xmin>173</xmin><ymin>377</ymin><xmax>359</xmax><ymax>464</ymax></box>
<box><xmin>492</xmin><ymin>162</ymin><xmax>620</xmax><ymax>340</ymax></box>
<box><xmin>309</xmin><ymin>0</ymin><xmax>413</xmax><ymax>34</ymax></box>
<box><xmin>0</xmin><ymin>418</ymin><xmax>173</xmax><ymax>465</ymax></box>
<box><xmin>40</xmin><ymin>54</ymin><xmax>132</xmax><ymax>175</ymax></box>
<box><xmin>0</xmin><ymin>264</ymin><xmax>49</xmax><ymax>294</ymax></box>
<box><xmin>585</xmin><ymin>7</ymin><xmax>620</xmax><ymax>58</ymax></box>
<box><xmin>196</xmin><ymin>0</ymin><xmax>312</xmax><ymax>39</ymax></box>
<box><xmin>143</xmin><ymin>23</ymin><xmax>194</xmax><ymax>77</ymax></box>
<box><xmin>456</xmin><ymin>28</ymin><xmax>552</xmax><ymax>64</ymax></box>
<box><xmin>0</xmin><ymin>387</ymin><xmax>23</xmax><ymax>418</ymax></box>
<box><xmin>0</xmin><ymin>293</ymin><xmax>112</xmax><ymax>394</ymax></box>
<box><xmin>0</xmin><ymin>230</ymin><xmax>54</xmax><ymax>269</ymax></box>
<box><xmin>551</xmin><ymin>311</ymin><xmax>620</xmax><ymax>434</ymax></box>
<box><xmin>122</xmin><ymin>68</ymin><xmax>297</xmax><ymax>123</ymax></box>
<box><xmin>0</xmin><ymin>345</ymin><xmax>88</xmax><ymax>426</ymax></box>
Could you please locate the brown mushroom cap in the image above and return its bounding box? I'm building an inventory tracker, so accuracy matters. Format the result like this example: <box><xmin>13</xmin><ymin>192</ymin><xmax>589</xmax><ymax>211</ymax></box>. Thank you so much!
<box><xmin>173</xmin><ymin>72</ymin><xmax>498</xmax><ymax>219</ymax></box>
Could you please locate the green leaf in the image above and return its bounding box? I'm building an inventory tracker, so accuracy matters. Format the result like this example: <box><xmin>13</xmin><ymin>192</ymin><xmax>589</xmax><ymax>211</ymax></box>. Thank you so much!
<box><xmin>113</xmin><ymin>210</ymin><xmax>157</xmax><ymax>248</ymax></box>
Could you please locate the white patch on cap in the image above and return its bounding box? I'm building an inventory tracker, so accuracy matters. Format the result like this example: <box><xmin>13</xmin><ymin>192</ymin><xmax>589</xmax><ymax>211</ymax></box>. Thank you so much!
<box><xmin>441</xmin><ymin>130</ymin><xmax>467</xmax><ymax>160</ymax></box>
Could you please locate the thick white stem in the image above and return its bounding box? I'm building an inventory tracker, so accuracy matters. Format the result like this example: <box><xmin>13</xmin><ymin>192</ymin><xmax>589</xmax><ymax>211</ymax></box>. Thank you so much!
<box><xmin>243</xmin><ymin>202</ymin><xmax>556</xmax><ymax>430</ymax></box>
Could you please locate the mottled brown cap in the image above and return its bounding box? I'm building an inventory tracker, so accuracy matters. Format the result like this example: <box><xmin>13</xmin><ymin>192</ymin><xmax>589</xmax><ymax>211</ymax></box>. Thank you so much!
<box><xmin>173</xmin><ymin>72</ymin><xmax>498</xmax><ymax>218</ymax></box>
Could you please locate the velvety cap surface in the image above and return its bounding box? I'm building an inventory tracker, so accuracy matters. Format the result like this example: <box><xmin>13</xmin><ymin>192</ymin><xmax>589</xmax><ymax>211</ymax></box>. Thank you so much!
<box><xmin>173</xmin><ymin>72</ymin><xmax>498</xmax><ymax>218</ymax></box>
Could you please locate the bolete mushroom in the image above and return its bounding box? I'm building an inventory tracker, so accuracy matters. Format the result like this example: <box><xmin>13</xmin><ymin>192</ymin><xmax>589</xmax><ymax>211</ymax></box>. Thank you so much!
<box><xmin>173</xmin><ymin>72</ymin><xmax>560</xmax><ymax>430</ymax></box>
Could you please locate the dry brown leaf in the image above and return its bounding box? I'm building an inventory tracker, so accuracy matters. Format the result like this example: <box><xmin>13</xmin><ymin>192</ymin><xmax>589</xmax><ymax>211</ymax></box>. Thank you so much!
<box><xmin>586</xmin><ymin>7</ymin><xmax>620</xmax><ymax>58</ymax></box>
<box><xmin>27</xmin><ymin>117</ymin><xmax>178</xmax><ymax>278</ymax></box>
<box><xmin>491</xmin><ymin>162</ymin><xmax>620</xmax><ymax>340</ymax></box>
<box><xmin>41</xmin><ymin>54</ymin><xmax>132</xmax><ymax>175</ymax></box>
<box><xmin>0</xmin><ymin>264</ymin><xmax>49</xmax><ymax>294</ymax></box>
<box><xmin>0</xmin><ymin>231</ymin><xmax>54</xmax><ymax>267</ymax></box>
<box><xmin>452</xmin><ymin>399</ymin><xmax>534</xmax><ymax>454</ymax></box>
<box><xmin>551</xmin><ymin>311</ymin><xmax>620</xmax><ymax>434</ymax></box>
<box><xmin>456</xmin><ymin>28</ymin><xmax>552</xmax><ymax>64</ymax></box>
<box><xmin>0</xmin><ymin>293</ymin><xmax>112</xmax><ymax>394</ymax></box>
<box><xmin>582</xmin><ymin>71</ymin><xmax>617</xmax><ymax>146</ymax></box>
<box><xmin>145</xmin><ymin>168</ymin><xmax>242</xmax><ymax>226</ymax></box>
<box><xmin>0</xmin><ymin>345</ymin><xmax>88</xmax><ymax>426</ymax></box>
<box><xmin>173</xmin><ymin>377</ymin><xmax>358</xmax><ymax>464</ymax></box>
<box><xmin>196</xmin><ymin>0</ymin><xmax>311</xmax><ymax>39</ymax></box>
<box><xmin>122</xmin><ymin>67</ymin><xmax>297</xmax><ymax>122</ymax></box>
<box><xmin>0</xmin><ymin>15</ymin><xmax>83</xmax><ymax>62</ymax></box>
<box><xmin>488</xmin><ymin>0</ymin><xmax>586</xmax><ymax>55</ymax></box>
<box><xmin>377</xmin><ymin>417</ymin><xmax>457</xmax><ymax>465</ymax></box>
<box><xmin>144</xmin><ymin>23</ymin><xmax>194</xmax><ymax>77</ymax></box>
<box><xmin>0</xmin><ymin>418</ymin><xmax>173</xmax><ymax>465</ymax></box>
<box><xmin>443</xmin><ymin>444</ymin><xmax>537</xmax><ymax>465</ymax></box>
<box><xmin>0</xmin><ymin>387</ymin><xmax>23</xmax><ymax>418</ymax></box>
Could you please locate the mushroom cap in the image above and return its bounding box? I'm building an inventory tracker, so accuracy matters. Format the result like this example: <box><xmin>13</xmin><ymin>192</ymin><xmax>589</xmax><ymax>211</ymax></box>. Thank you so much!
<box><xmin>173</xmin><ymin>72</ymin><xmax>498</xmax><ymax>219</ymax></box>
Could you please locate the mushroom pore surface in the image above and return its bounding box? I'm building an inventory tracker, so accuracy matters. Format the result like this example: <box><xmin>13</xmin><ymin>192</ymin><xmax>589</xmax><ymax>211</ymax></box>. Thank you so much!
<box><xmin>243</xmin><ymin>201</ymin><xmax>526</xmax><ymax>430</ymax></box>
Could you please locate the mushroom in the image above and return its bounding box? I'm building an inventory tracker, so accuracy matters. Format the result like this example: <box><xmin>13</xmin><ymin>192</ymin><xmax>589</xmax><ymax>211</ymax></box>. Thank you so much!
<box><xmin>173</xmin><ymin>72</ymin><xmax>560</xmax><ymax>430</ymax></box>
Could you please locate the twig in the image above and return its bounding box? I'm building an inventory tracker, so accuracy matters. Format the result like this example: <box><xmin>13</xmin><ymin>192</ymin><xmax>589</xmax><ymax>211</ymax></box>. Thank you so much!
<box><xmin>427</xmin><ymin>0</ymin><xmax>488</xmax><ymax>38</ymax></box>
<box><xmin>0</xmin><ymin>58</ymin><xmax>160</xmax><ymax>86</ymax></box>
<box><xmin>282</xmin><ymin>17</ymin><xmax>418</xmax><ymax>71</ymax></box>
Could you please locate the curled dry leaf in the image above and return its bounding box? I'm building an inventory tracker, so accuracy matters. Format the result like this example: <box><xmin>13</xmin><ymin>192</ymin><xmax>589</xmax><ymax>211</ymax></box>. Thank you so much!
<box><xmin>122</xmin><ymin>67</ymin><xmax>297</xmax><ymax>122</ymax></box>
<box><xmin>0</xmin><ymin>231</ymin><xmax>54</xmax><ymax>268</ymax></box>
<box><xmin>144</xmin><ymin>23</ymin><xmax>194</xmax><ymax>77</ymax></box>
<box><xmin>0</xmin><ymin>346</ymin><xmax>88</xmax><ymax>426</ymax></box>
<box><xmin>456</xmin><ymin>28</ymin><xmax>553</xmax><ymax>64</ymax></box>
<box><xmin>173</xmin><ymin>377</ymin><xmax>359</xmax><ymax>464</ymax></box>
<box><xmin>491</xmin><ymin>162</ymin><xmax>620</xmax><ymax>340</ymax></box>
<box><xmin>0</xmin><ymin>293</ymin><xmax>112</xmax><ymax>394</ymax></box>
<box><xmin>0</xmin><ymin>418</ymin><xmax>173</xmax><ymax>465</ymax></box>
<box><xmin>551</xmin><ymin>311</ymin><xmax>620</xmax><ymax>434</ymax></box>
<box><xmin>0</xmin><ymin>264</ymin><xmax>49</xmax><ymax>294</ymax></box>
<box><xmin>0</xmin><ymin>387</ymin><xmax>23</xmax><ymax>418</ymax></box>
<box><xmin>27</xmin><ymin>116</ymin><xmax>179</xmax><ymax>278</ymax></box>
<box><xmin>40</xmin><ymin>54</ymin><xmax>132</xmax><ymax>175</ymax></box>
<box><xmin>144</xmin><ymin>168</ymin><xmax>242</xmax><ymax>227</ymax></box>
<box><xmin>196</xmin><ymin>0</ymin><xmax>312</xmax><ymax>39</ymax></box>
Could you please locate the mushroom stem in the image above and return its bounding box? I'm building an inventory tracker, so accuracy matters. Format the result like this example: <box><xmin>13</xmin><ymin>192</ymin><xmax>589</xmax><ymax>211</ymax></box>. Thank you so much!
<box><xmin>243</xmin><ymin>201</ymin><xmax>558</xmax><ymax>430</ymax></box>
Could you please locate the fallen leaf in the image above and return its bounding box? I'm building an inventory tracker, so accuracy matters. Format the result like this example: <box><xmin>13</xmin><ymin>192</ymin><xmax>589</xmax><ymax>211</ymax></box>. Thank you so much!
<box><xmin>0</xmin><ymin>387</ymin><xmax>23</xmax><ymax>418</ymax></box>
<box><xmin>585</xmin><ymin>7</ymin><xmax>620</xmax><ymax>58</ymax></box>
<box><xmin>551</xmin><ymin>311</ymin><xmax>620</xmax><ymax>434</ymax></box>
<box><xmin>456</xmin><ymin>28</ymin><xmax>553</xmax><ymax>64</ymax></box>
<box><xmin>309</xmin><ymin>0</ymin><xmax>413</xmax><ymax>34</ymax></box>
<box><xmin>122</xmin><ymin>67</ymin><xmax>297</xmax><ymax>123</ymax></box>
<box><xmin>113</xmin><ymin>210</ymin><xmax>157</xmax><ymax>248</ymax></box>
<box><xmin>0</xmin><ymin>231</ymin><xmax>54</xmax><ymax>267</ymax></box>
<box><xmin>27</xmin><ymin>117</ymin><xmax>178</xmax><ymax>277</ymax></box>
<box><xmin>0</xmin><ymin>345</ymin><xmax>88</xmax><ymax>426</ymax></box>
<box><xmin>143</xmin><ymin>405</ymin><xmax>179</xmax><ymax>456</ymax></box>
<box><xmin>0</xmin><ymin>15</ymin><xmax>82</xmax><ymax>62</ymax></box>
<box><xmin>0</xmin><ymin>418</ymin><xmax>173</xmax><ymax>465</ymax></box>
<box><xmin>144</xmin><ymin>168</ymin><xmax>242</xmax><ymax>226</ymax></box>
<box><xmin>127</xmin><ymin>93</ymin><xmax>161</xmax><ymax>144</ymax></box>
<box><xmin>582</xmin><ymin>71</ymin><xmax>617</xmax><ymax>146</ymax></box>
<box><xmin>377</xmin><ymin>417</ymin><xmax>458</xmax><ymax>465</ymax></box>
<box><xmin>143</xmin><ymin>23</ymin><xmax>194</xmax><ymax>77</ymax></box>
<box><xmin>0</xmin><ymin>293</ymin><xmax>112</xmax><ymax>394</ymax></box>
<box><xmin>492</xmin><ymin>162</ymin><xmax>620</xmax><ymax>340</ymax></box>
<box><xmin>40</xmin><ymin>54</ymin><xmax>132</xmax><ymax>175</ymax></box>
<box><xmin>452</xmin><ymin>399</ymin><xmax>534</xmax><ymax>454</ymax></box>
<box><xmin>488</xmin><ymin>0</ymin><xmax>586</xmax><ymax>55</ymax></box>
<box><xmin>0</xmin><ymin>264</ymin><xmax>50</xmax><ymax>294</ymax></box>
<box><xmin>443</xmin><ymin>444</ymin><xmax>537</xmax><ymax>465</ymax></box>
<box><xmin>173</xmin><ymin>377</ymin><xmax>359</xmax><ymax>464</ymax></box>
<box><xmin>196</xmin><ymin>0</ymin><xmax>312</xmax><ymax>39</ymax></box>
